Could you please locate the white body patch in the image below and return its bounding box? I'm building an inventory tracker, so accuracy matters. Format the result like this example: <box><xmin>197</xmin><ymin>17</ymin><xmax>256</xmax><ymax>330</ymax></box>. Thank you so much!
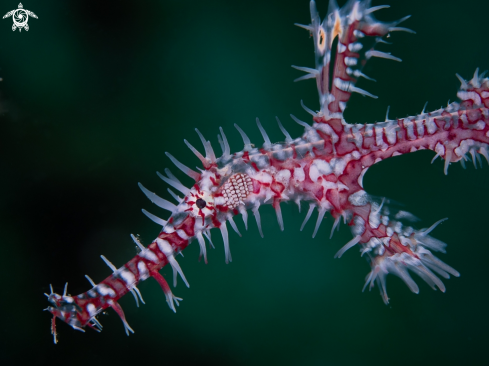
<box><xmin>344</xmin><ymin>57</ymin><xmax>357</xmax><ymax>66</ymax></box>
<box><xmin>309</xmin><ymin>159</ymin><xmax>332</xmax><ymax>182</ymax></box>
<box><xmin>435</xmin><ymin>142</ymin><xmax>445</xmax><ymax>157</ymax></box>
<box><xmin>97</xmin><ymin>284</ymin><xmax>116</xmax><ymax>297</ymax></box>
<box><xmin>276</xmin><ymin>169</ymin><xmax>291</xmax><ymax>185</ymax></box>
<box><xmin>293</xmin><ymin>166</ymin><xmax>305</xmax><ymax>182</ymax></box>
<box><xmin>460</xmin><ymin>113</ymin><xmax>468</xmax><ymax>125</ymax></box>
<box><xmin>330</xmin><ymin>157</ymin><xmax>348</xmax><ymax>176</ymax></box>
<box><xmin>120</xmin><ymin>269</ymin><xmax>136</xmax><ymax>287</ymax></box>
<box><xmin>454</xmin><ymin>139</ymin><xmax>475</xmax><ymax>157</ymax></box>
<box><xmin>253</xmin><ymin>171</ymin><xmax>273</xmax><ymax>184</ymax></box>
<box><xmin>313</xmin><ymin>122</ymin><xmax>339</xmax><ymax>143</ymax></box>
<box><xmin>156</xmin><ymin>238</ymin><xmax>174</xmax><ymax>257</ymax></box>
<box><xmin>426</xmin><ymin>117</ymin><xmax>437</xmax><ymax>134</ymax></box>
<box><xmin>384</xmin><ymin>124</ymin><xmax>397</xmax><ymax>144</ymax></box>
<box><xmin>87</xmin><ymin>303</ymin><xmax>96</xmax><ymax>317</ymax></box>
<box><xmin>415</xmin><ymin>119</ymin><xmax>425</xmax><ymax>137</ymax></box>
<box><xmin>369</xmin><ymin>207</ymin><xmax>380</xmax><ymax>229</ymax></box>
<box><xmin>348</xmin><ymin>42</ymin><xmax>363</xmax><ymax>52</ymax></box>
<box><xmin>349</xmin><ymin>190</ymin><xmax>368</xmax><ymax>206</ymax></box>
<box><xmin>403</xmin><ymin>119</ymin><xmax>415</xmax><ymax>140</ymax></box>
<box><xmin>351</xmin><ymin>126</ymin><xmax>363</xmax><ymax>147</ymax></box>
<box><xmin>214</xmin><ymin>196</ymin><xmax>226</xmax><ymax>205</ymax></box>
<box><xmin>139</xmin><ymin>249</ymin><xmax>158</xmax><ymax>263</ymax></box>
<box><xmin>138</xmin><ymin>261</ymin><xmax>150</xmax><ymax>280</ymax></box>
<box><xmin>457</xmin><ymin>90</ymin><xmax>481</xmax><ymax>105</ymax></box>
<box><xmin>474</xmin><ymin>121</ymin><xmax>485</xmax><ymax>130</ymax></box>
<box><xmin>176</xmin><ymin>230</ymin><xmax>189</xmax><ymax>240</ymax></box>
<box><xmin>375</xmin><ymin>126</ymin><xmax>385</xmax><ymax>146</ymax></box>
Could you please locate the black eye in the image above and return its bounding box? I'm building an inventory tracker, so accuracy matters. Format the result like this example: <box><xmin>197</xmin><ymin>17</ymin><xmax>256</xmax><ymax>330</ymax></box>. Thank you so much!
<box><xmin>196</xmin><ymin>198</ymin><xmax>207</xmax><ymax>209</ymax></box>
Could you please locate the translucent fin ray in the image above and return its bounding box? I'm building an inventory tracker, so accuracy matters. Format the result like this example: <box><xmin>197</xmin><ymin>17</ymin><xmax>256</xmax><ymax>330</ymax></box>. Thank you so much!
<box><xmin>276</xmin><ymin>117</ymin><xmax>292</xmax><ymax>143</ymax></box>
<box><xmin>141</xmin><ymin>209</ymin><xmax>167</xmax><ymax>226</ymax></box>
<box><xmin>220</xmin><ymin>222</ymin><xmax>232</xmax><ymax>264</ymax></box>
<box><xmin>234</xmin><ymin>123</ymin><xmax>253</xmax><ymax>151</ymax></box>
<box><xmin>252</xmin><ymin>204</ymin><xmax>264</xmax><ymax>238</ymax></box>
<box><xmin>138</xmin><ymin>183</ymin><xmax>177</xmax><ymax>212</ymax></box>
<box><xmin>256</xmin><ymin>118</ymin><xmax>272</xmax><ymax>149</ymax></box>
<box><xmin>301</xmin><ymin>203</ymin><xmax>315</xmax><ymax>231</ymax></box>
<box><xmin>165</xmin><ymin>152</ymin><xmax>200</xmax><ymax>181</ymax></box>
<box><xmin>157</xmin><ymin>171</ymin><xmax>190</xmax><ymax>195</ymax></box>
<box><xmin>219</xmin><ymin>127</ymin><xmax>231</xmax><ymax>157</ymax></box>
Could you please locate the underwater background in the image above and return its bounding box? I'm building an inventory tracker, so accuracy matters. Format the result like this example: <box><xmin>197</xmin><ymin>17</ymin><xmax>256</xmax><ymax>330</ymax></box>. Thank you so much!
<box><xmin>0</xmin><ymin>0</ymin><xmax>488</xmax><ymax>365</ymax></box>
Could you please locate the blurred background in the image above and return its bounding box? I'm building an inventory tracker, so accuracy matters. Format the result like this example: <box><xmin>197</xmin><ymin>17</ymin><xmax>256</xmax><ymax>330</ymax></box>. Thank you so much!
<box><xmin>0</xmin><ymin>0</ymin><xmax>488</xmax><ymax>365</ymax></box>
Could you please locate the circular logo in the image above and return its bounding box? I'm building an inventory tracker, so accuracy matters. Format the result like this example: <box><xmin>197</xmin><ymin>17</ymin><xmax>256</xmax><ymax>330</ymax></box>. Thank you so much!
<box><xmin>12</xmin><ymin>9</ymin><xmax>28</xmax><ymax>28</ymax></box>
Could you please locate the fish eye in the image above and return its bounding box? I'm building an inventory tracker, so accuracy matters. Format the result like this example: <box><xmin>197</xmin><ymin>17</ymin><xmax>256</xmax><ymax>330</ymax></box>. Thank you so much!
<box><xmin>196</xmin><ymin>198</ymin><xmax>207</xmax><ymax>209</ymax></box>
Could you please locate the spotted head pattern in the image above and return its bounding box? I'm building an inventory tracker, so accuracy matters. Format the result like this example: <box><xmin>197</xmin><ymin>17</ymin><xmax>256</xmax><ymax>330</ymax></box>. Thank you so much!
<box><xmin>46</xmin><ymin>0</ymin><xmax>489</xmax><ymax>342</ymax></box>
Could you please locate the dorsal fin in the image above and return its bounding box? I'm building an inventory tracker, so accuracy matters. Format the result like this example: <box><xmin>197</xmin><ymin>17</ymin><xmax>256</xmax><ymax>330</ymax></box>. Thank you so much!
<box><xmin>294</xmin><ymin>0</ymin><xmax>413</xmax><ymax>122</ymax></box>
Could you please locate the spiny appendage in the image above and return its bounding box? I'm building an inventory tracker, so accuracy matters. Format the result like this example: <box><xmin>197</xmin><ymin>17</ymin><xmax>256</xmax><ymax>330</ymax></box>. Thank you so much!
<box><xmin>45</xmin><ymin>215</ymin><xmax>195</xmax><ymax>343</ymax></box>
<box><xmin>44</xmin><ymin>283</ymin><xmax>100</xmax><ymax>344</ymax></box>
<box><xmin>293</xmin><ymin>0</ymin><xmax>414</xmax><ymax>119</ymax></box>
<box><xmin>333</xmin><ymin>198</ymin><xmax>460</xmax><ymax>304</ymax></box>
<box><xmin>418</xmin><ymin>69</ymin><xmax>489</xmax><ymax>174</ymax></box>
<box><xmin>331</xmin><ymin>67</ymin><xmax>489</xmax><ymax>178</ymax></box>
<box><xmin>440</xmin><ymin>68</ymin><xmax>489</xmax><ymax>173</ymax></box>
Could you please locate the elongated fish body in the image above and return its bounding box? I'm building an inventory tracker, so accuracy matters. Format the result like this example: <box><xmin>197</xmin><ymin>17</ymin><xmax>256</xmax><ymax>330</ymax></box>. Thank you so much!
<box><xmin>45</xmin><ymin>0</ymin><xmax>488</xmax><ymax>342</ymax></box>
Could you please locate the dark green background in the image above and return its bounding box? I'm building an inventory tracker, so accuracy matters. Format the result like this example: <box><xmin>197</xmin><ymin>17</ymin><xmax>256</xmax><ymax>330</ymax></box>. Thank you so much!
<box><xmin>1</xmin><ymin>0</ymin><xmax>488</xmax><ymax>365</ymax></box>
